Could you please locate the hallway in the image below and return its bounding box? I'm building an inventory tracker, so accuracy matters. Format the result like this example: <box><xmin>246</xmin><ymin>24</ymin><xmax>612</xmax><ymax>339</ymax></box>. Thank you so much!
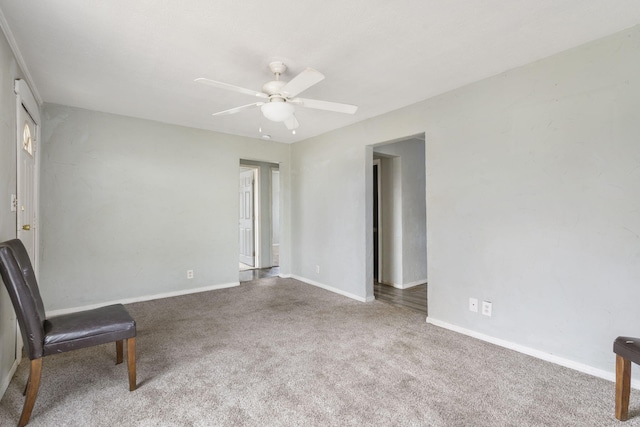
<box><xmin>374</xmin><ymin>282</ymin><xmax>427</xmax><ymax>314</ymax></box>
<box><xmin>239</xmin><ymin>266</ymin><xmax>280</xmax><ymax>282</ymax></box>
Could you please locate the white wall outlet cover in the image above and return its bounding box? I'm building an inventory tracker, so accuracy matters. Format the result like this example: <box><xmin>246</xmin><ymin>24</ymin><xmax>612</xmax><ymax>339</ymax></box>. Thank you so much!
<box><xmin>482</xmin><ymin>301</ymin><xmax>492</xmax><ymax>317</ymax></box>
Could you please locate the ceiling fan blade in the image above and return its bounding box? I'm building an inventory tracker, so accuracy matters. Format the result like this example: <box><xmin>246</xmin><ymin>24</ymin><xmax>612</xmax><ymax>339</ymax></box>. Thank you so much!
<box><xmin>195</xmin><ymin>78</ymin><xmax>268</xmax><ymax>98</ymax></box>
<box><xmin>291</xmin><ymin>97</ymin><xmax>358</xmax><ymax>114</ymax></box>
<box><xmin>284</xmin><ymin>115</ymin><xmax>299</xmax><ymax>130</ymax></box>
<box><xmin>281</xmin><ymin>68</ymin><xmax>325</xmax><ymax>98</ymax></box>
<box><xmin>211</xmin><ymin>102</ymin><xmax>263</xmax><ymax>117</ymax></box>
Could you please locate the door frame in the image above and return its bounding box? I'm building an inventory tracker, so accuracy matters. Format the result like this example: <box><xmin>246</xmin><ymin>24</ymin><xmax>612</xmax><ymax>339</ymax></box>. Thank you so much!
<box><xmin>369</xmin><ymin>133</ymin><xmax>427</xmax><ymax>306</ymax></box>
<box><xmin>270</xmin><ymin>166</ymin><xmax>280</xmax><ymax>267</ymax></box>
<box><xmin>15</xmin><ymin>79</ymin><xmax>40</xmax><ymax>270</ymax></box>
<box><xmin>373</xmin><ymin>158</ymin><xmax>382</xmax><ymax>281</ymax></box>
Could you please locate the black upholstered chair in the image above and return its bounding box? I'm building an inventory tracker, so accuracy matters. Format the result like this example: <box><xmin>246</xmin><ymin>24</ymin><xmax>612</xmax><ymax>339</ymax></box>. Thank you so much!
<box><xmin>614</xmin><ymin>336</ymin><xmax>640</xmax><ymax>421</ymax></box>
<box><xmin>0</xmin><ymin>239</ymin><xmax>137</xmax><ymax>427</ymax></box>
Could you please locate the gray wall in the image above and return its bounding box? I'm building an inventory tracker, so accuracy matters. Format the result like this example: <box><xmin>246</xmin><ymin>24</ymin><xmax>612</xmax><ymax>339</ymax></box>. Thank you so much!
<box><xmin>291</xmin><ymin>134</ymin><xmax>380</xmax><ymax>301</ymax></box>
<box><xmin>291</xmin><ymin>25</ymin><xmax>640</xmax><ymax>378</ymax></box>
<box><xmin>426</xmin><ymin>25</ymin><xmax>640</xmax><ymax>377</ymax></box>
<box><xmin>374</xmin><ymin>138</ymin><xmax>427</xmax><ymax>288</ymax></box>
<box><xmin>41</xmin><ymin>104</ymin><xmax>290</xmax><ymax>311</ymax></box>
<box><xmin>0</xmin><ymin>28</ymin><xmax>25</xmax><ymax>395</ymax></box>
<box><xmin>375</xmin><ymin>154</ymin><xmax>402</xmax><ymax>286</ymax></box>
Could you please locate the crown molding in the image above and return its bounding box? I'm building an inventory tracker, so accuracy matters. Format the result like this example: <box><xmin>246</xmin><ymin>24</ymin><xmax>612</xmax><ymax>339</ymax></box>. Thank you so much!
<box><xmin>0</xmin><ymin>6</ymin><xmax>43</xmax><ymax>105</ymax></box>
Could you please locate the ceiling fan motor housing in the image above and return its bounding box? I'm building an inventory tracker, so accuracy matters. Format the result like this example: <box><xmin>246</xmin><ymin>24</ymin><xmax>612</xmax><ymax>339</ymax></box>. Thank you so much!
<box><xmin>262</xmin><ymin>80</ymin><xmax>286</xmax><ymax>96</ymax></box>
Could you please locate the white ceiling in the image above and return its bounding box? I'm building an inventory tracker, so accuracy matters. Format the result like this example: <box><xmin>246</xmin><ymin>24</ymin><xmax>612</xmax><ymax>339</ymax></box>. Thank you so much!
<box><xmin>1</xmin><ymin>1</ymin><xmax>639</xmax><ymax>144</ymax></box>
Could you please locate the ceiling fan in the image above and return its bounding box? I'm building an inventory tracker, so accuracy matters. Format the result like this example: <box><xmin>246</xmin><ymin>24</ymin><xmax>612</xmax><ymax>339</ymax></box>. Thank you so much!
<box><xmin>195</xmin><ymin>61</ymin><xmax>358</xmax><ymax>131</ymax></box>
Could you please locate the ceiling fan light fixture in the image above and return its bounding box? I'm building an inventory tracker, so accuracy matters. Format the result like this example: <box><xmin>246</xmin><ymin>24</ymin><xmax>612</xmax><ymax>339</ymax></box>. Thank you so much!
<box><xmin>197</xmin><ymin>61</ymin><xmax>358</xmax><ymax>130</ymax></box>
<box><xmin>261</xmin><ymin>101</ymin><xmax>295</xmax><ymax>122</ymax></box>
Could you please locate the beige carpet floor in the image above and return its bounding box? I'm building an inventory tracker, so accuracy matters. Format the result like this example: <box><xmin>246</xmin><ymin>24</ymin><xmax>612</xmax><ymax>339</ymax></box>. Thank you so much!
<box><xmin>0</xmin><ymin>276</ymin><xmax>637</xmax><ymax>426</ymax></box>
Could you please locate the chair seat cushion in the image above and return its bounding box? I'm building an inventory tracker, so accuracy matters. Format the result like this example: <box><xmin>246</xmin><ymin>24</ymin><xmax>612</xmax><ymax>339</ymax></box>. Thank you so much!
<box><xmin>43</xmin><ymin>304</ymin><xmax>136</xmax><ymax>356</ymax></box>
<box><xmin>614</xmin><ymin>336</ymin><xmax>640</xmax><ymax>365</ymax></box>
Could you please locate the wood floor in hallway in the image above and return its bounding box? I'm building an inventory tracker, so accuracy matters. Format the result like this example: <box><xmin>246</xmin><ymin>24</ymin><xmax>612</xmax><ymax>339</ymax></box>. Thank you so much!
<box><xmin>240</xmin><ymin>270</ymin><xmax>427</xmax><ymax>315</ymax></box>
<box><xmin>374</xmin><ymin>282</ymin><xmax>427</xmax><ymax>315</ymax></box>
<box><xmin>239</xmin><ymin>266</ymin><xmax>280</xmax><ymax>282</ymax></box>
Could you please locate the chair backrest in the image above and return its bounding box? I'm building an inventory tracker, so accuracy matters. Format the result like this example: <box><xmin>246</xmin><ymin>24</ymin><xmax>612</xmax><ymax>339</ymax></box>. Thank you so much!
<box><xmin>0</xmin><ymin>239</ymin><xmax>46</xmax><ymax>359</ymax></box>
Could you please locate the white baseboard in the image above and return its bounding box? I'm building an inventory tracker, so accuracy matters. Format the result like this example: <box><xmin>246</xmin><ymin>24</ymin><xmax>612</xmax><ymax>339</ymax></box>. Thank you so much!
<box><xmin>426</xmin><ymin>317</ymin><xmax>640</xmax><ymax>390</ymax></box>
<box><xmin>47</xmin><ymin>282</ymin><xmax>240</xmax><ymax>316</ymax></box>
<box><xmin>399</xmin><ymin>279</ymin><xmax>427</xmax><ymax>289</ymax></box>
<box><xmin>0</xmin><ymin>356</ymin><xmax>20</xmax><ymax>399</ymax></box>
<box><xmin>291</xmin><ymin>275</ymin><xmax>374</xmax><ymax>303</ymax></box>
<box><xmin>377</xmin><ymin>279</ymin><xmax>427</xmax><ymax>289</ymax></box>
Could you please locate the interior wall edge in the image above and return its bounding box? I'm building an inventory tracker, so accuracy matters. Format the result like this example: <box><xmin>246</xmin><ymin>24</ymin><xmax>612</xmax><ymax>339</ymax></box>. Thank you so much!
<box><xmin>290</xmin><ymin>275</ymin><xmax>373</xmax><ymax>303</ymax></box>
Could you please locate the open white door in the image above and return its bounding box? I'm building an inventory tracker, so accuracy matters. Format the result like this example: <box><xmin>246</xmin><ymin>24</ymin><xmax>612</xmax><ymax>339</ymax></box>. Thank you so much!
<box><xmin>239</xmin><ymin>168</ymin><xmax>255</xmax><ymax>266</ymax></box>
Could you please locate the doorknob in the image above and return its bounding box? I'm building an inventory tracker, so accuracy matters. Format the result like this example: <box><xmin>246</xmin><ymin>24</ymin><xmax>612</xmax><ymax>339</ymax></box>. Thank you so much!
<box><xmin>22</xmin><ymin>224</ymin><xmax>30</xmax><ymax>231</ymax></box>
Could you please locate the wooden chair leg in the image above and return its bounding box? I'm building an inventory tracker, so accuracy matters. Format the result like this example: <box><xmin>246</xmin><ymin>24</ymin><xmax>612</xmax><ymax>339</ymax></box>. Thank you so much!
<box><xmin>116</xmin><ymin>340</ymin><xmax>123</xmax><ymax>365</ymax></box>
<box><xmin>22</xmin><ymin>370</ymin><xmax>30</xmax><ymax>396</ymax></box>
<box><xmin>127</xmin><ymin>337</ymin><xmax>136</xmax><ymax>391</ymax></box>
<box><xmin>19</xmin><ymin>358</ymin><xmax>42</xmax><ymax>427</ymax></box>
<box><xmin>616</xmin><ymin>354</ymin><xmax>632</xmax><ymax>421</ymax></box>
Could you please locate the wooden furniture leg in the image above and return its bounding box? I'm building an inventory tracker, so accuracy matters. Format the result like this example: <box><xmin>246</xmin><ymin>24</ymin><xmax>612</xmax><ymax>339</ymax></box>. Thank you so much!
<box><xmin>22</xmin><ymin>371</ymin><xmax>30</xmax><ymax>396</ymax></box>
<box><xmin>116</xmin><ymin>340</ymin><xmax>123</xmax><ymax>365</ymax></box>
<box><xmin>19</xmin><ymin>358</ymin><xmax>42</xmax><ymax>427</ymax></box>
<box><xmin>616</xmin><ymin>354</ymin><xmax>632</xmax><ymax>421</ymax></box>
<box><xmin>127</xmin><ymin>337</ymin><xmax>136</xmax><ymax>391</ymax></box>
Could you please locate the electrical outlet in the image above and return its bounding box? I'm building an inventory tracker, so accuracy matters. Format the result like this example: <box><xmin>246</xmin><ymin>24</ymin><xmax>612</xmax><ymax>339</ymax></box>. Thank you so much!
<box><xmin>469</xmin><ymin>298</ymin><xmax>478</xmax><ymax>312</ymax></box>
<box><xmin>187</xmin><ymin>270</ymin><xmax>194</xmax><ymax>279</ymax></box>
<box><xmin>482</xmin><ymin>301</ymin><xmax>492</xmax><ymax>317</ymax></box>
<box><xmin>315</xmin><ymin>265</ymin><xmax>320</xmax><ymax>274</ymax></box>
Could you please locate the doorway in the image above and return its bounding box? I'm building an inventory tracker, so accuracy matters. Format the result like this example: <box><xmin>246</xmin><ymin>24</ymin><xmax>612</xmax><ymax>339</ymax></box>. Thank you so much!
<box><xmin>371</xmin><ymin>135</ymin><xmax>427</xmax><ymax>313</ymax></box>
<box><xmin>373</xmin><ymin>159</ymin><xmax>380</xmax><ymax>281</ymax></box>
<box><xmin>239</xmin><ymin>160</ymin><xmax>281</xmax><ymax>281</ymax></box>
